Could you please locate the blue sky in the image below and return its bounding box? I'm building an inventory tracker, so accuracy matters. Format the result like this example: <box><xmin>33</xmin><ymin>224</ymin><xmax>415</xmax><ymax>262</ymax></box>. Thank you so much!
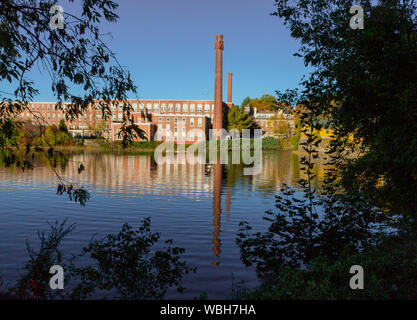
<box><xmin>9</xmin><ymin>0</ymin><xmax>309</xmax><ymax>105</ymax></box>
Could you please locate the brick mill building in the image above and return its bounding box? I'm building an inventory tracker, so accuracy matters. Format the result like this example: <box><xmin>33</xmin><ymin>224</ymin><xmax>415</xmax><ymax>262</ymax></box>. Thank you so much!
<box><xmin>15</xmin><ymin>35</ymin><xmax>233</xmax><ymax>144</ymax></box>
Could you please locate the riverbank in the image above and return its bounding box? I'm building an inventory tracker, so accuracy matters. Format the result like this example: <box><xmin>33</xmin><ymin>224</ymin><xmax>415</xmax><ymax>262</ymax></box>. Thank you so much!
<box><xmin>54</xmin><ymin>136</ymin><xmax>295</xmax><ymax>152</ymax></box>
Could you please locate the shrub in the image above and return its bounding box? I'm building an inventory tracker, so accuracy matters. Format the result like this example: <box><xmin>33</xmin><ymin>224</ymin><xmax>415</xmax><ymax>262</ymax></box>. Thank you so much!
<box><xmin>130</xmin><ymin>141</ymin><xmax>162</xmax><ymax>149</ymax></box>
<box><xmin>261</xmin><ymin>137</ymin><xmax>281</xmax><ymax>150</ymax></box>
<box><xmin>70</xmin><ymin>218</ymin><xmax>195</xmax><ymax>300</ymax></box>
<box><xmin>289</xmin><ymin>131</ymin><xmax>301</xmax><ymax>150</ymax></box>
<box><xmin>10</xmin><ymin>220</ymin><xmax>75</xmax><ymax>300</ymax></box>
<box><xmin>36</xmin><ymin>126</ymin><xmax>75</xmax><ymax>146</ymax></box>
<box><xmin>243</xmin><ymin>236</ymin><xmax>417</xmax><ymax>300</ymax></box>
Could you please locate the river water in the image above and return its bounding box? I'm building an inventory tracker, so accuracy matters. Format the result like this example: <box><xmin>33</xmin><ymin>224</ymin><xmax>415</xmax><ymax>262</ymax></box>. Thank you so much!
<box><xmin>0</xmin><ymin>150</ymin><xmax>322</xmax><ymax>299</ymax></box>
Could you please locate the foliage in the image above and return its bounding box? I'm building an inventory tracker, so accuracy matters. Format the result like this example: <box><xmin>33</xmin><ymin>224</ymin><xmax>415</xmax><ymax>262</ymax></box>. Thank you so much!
<box><xmin>289</xmin><ymin>130</ymin><xmax>301</xmax><ymax>150</ymax></box>
<box><xmin>267</xmin><ymin>114</ymin><xmax>291</xmax><ymax>135</ymax></box>
<box><xmin>272</xmin><ymin>0</ymin><xmax>417</xmax><ymax>228</ymax></box>
<box><xmin>37</xmin><ymin>125</ymin><xmax>75</xmax><ymax>146</ymax></box>
<box><xmin>70</xmin><ymin>218</ymin><xmax>196</xmax><ymax>300</ymax></box>
<box><xmin>10</xmin><ymin>220</ymin><xmax>75</xmax><ymax>300</ymax></box>
<box><xmin>58</xmin><ymin>120</ymin><xmax>68</xmax><ymax>133</ymax></box>
<box><xmin>261</xmin><ymin>136</ymin><xmax>281</xmax><ymax>150</ymax></box>
<box><xmin>56</xmin><ymin>184</ymin><xmax>90</xmax><ymax>207</ymax></box>
<box><xmin>233</xmin><ymin>1</ymin><xmax>417</xmax><ymax>299</ymax></box>
<box><xmin>130</xmin><ymin>141</ymin><xmax>162</xmax><ymax>149</ymax></box>
<box><xmin>91</xmin><ymin>119</ymin><xmax>108</xmax><ymax>137</ymax></box>
<box><xmin>250</xmin><ymin>94</ymin><xmax>277</xmax><ymax>111</ymax></box>
<box><xmin>0</xmin><ymin>0</ymin><xmax>145</xmax><ymax>204</ymax></box>
<box><xmin>240</xmin><ymin>96</ymin><xmax>252</xmax><ymax>111</ymax></box>
<box><xmin>236</xmin><ymin>114</ymin><xmax>383</xmax><ymax>297</ymax></box>
<box><xmin>99</xmin><ymin>140</ymin><xmax>162</xmax><ymax>150</ymax></box>
<box><xmin>8</xmin><ymin>218</ymin><xmax>194</xmax><ymax>300</ymax></box>
<box><xmin>242</xmin><ymin>235</ymin><xmax>417</xmax><ymax>300</ymax></box>
<box><xmin>0</xmin><ymin>118</ymin><xmax>30</xmax><ymax>168</ymax></box>
<box><xmin>203</xmin><ymin>137</ymin><xmax>281</xmax><ymax>151</ymax></box>
<box><xmin>227</xmin><ymin>106</ymin><xmax>253</xmax><ymax>133</ymax></box>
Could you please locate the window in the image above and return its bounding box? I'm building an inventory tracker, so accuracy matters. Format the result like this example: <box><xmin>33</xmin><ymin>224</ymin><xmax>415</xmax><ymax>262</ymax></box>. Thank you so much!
<box><xmin>53</xmin><ymin>114</ymin><xmax>56</xmax><ymax>119</ymax></box>
<box><xmin>161</xmin><ymin>104</ymin><xmax>166</xmax><ymax>112</ymax></box>
<box><xmin>146</xmin><ymin>104</ymin><xmax>152</xmax><ymax>111</ymax></box>
<box><xmin>182</xmin><ymin>118</ymin><xmax>186</xmax><ymax>124</ymax></box>
<box><xmin>190</xmin><ymin>104</ymin><xmax>195</xmax><ymax>112</ymax></box>
<box><xmin>132</xmin><ymin>103</ymin><xmax>138</xmax><ymax>111</ymax></box>
<box><xmin>174</xmin><ymin>127</ymin><xmax>178</xmax><ymax>133</ymax></box>
<box><xmin>197</xmin><ymin>104</ymin><xmax>203</xmax><ymax>112</ymax></box>
<box><xmin>168</xmin><ymin>104</ymin><xmax>174</xmax><ymax>112</ymax></box>
<box><xmin>190</xmin><ymin>118</ymin><xmax>194</xmax><ymax>127</ymax></box>
<box><xmin>175</xmin><ymin>104</ymin><xmax>181</xmax><ymax>112</ymax></box>
<box><xmin>204</xmin><ymin>104</ymin><xmax>210</xmax><ymax>112</ymax></box>
<box><xmin>139</xmin><ymin>103</ymin><xmax>145</xmax><ymax>111</ymax></box>
<box><xmin>47</xmin><ymin>105</ymin><xmax>50</xmax><ymax>110</ymax></box>
<box><xmin>154</xmin><ymin>104</ymin><xmax>159</xmax><ymax>112</ymax></box>
<box><xmin>183</xmin><ymin>104</ymin><xmax>188</xmax><ymax>112</ymax></box>
<box><xmin>174</xmin><ymin>118</ymin><xmax>178</xmax><ymax>124</ymax></box>
<box><xmin>111</xmin><ymin>104</ymin><xmax>116</xmax><ymax>111</ymax></box>
<box><xmin>158</xmin><ymin>117</ymin><xmax>162</xmax><ymax>122</ymax></box>
<box><xmin>166</xmin><ymin>117</ymin><xmax>170</xmax><ymax>122</ymax></box>
<box><xmin>198</xmin><ymin>118</ymin><xmax>202</xmax><ymax>127</ymax></box>
<box><xmin>212</xmin><ymin>104</ymin><xmax>215</xmax><ymax>112</ymax></box>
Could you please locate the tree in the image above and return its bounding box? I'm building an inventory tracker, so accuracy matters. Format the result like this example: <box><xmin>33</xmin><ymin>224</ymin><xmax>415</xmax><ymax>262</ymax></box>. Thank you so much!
<box><xmin>0</xmin><ymin>0</ymin><xmax>145</xmax><ymax>204</ymax></box>
<box><xmin>93</xmin><ymin>119</ymin><xmax>109</xmax><ymax>137</ymax></box>
<box><xmin>251</xmin><ymin>94</ymin><xmax>277</xmax><ymax>111</ymax></box>
<box><xmin>267</xmin><ymin>114</ymin><xmax>290</xmax><ymax>135</ymax></box>
<box><xmin>227</xmin><ymin>105</ymin><xmax>253</xmax><ymax>133</ymax></box>
<box><xmin>240</xmin><ymin>96</ymin><xmax>252</xmax><ymax>111</ymax></box>
<box><xmin>58</xmin><ymin>119</ymin><xmax>68</xmax><ymax>133</ymax></box>
<box><xmin>273</xmin><ymin>0</ymin><xmax>417</xmax><ymax>229</ymax></box>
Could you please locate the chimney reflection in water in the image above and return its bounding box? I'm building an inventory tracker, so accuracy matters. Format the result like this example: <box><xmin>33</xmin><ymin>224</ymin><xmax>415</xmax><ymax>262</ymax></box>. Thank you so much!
<box><xmin>211</xmin><ymin>162</ymin><xmax>222</xmax><ymax>266</ymax></box>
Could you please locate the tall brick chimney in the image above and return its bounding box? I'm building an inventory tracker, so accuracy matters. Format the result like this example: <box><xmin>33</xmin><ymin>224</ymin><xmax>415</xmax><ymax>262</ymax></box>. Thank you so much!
<box><xmin>227</xmin><ymin>73</ymin><xmax>232</xmax><ymax>104</ymax></box>
<box><xmin>213</xmin><ymin>34</ymin><xmax>224</xmax><ymax>135</ymax></box>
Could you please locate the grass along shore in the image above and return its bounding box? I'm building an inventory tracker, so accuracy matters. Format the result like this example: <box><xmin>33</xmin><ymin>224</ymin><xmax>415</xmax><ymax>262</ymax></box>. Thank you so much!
<box><xmin>60</xmin><ymin>136</ymin><xmax>294</xmax><ymax>152</ymax></box>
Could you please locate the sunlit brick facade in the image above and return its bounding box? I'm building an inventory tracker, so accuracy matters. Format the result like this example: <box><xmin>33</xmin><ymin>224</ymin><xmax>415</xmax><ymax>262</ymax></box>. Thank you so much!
<box><xmin>16</xmin><ymin>99</ymin><xmax>231</xmax><ymax>144</ymax></box>
<box><xmin>16</xmin><ymin>35</ymin><xmax>233</xmax><ymax>144</ymax></box>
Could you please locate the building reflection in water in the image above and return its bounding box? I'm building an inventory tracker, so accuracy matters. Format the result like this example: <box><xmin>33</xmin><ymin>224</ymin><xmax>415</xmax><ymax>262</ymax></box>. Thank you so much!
<box><xmin>0</xmin><ymin>151</ymin><xmax>327</xmax><ymax>266</ymax></box>
<box><xmin>211</xmin><ymin>162</ymin><xmax>222</xmax><ymax>266</ymax></box>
